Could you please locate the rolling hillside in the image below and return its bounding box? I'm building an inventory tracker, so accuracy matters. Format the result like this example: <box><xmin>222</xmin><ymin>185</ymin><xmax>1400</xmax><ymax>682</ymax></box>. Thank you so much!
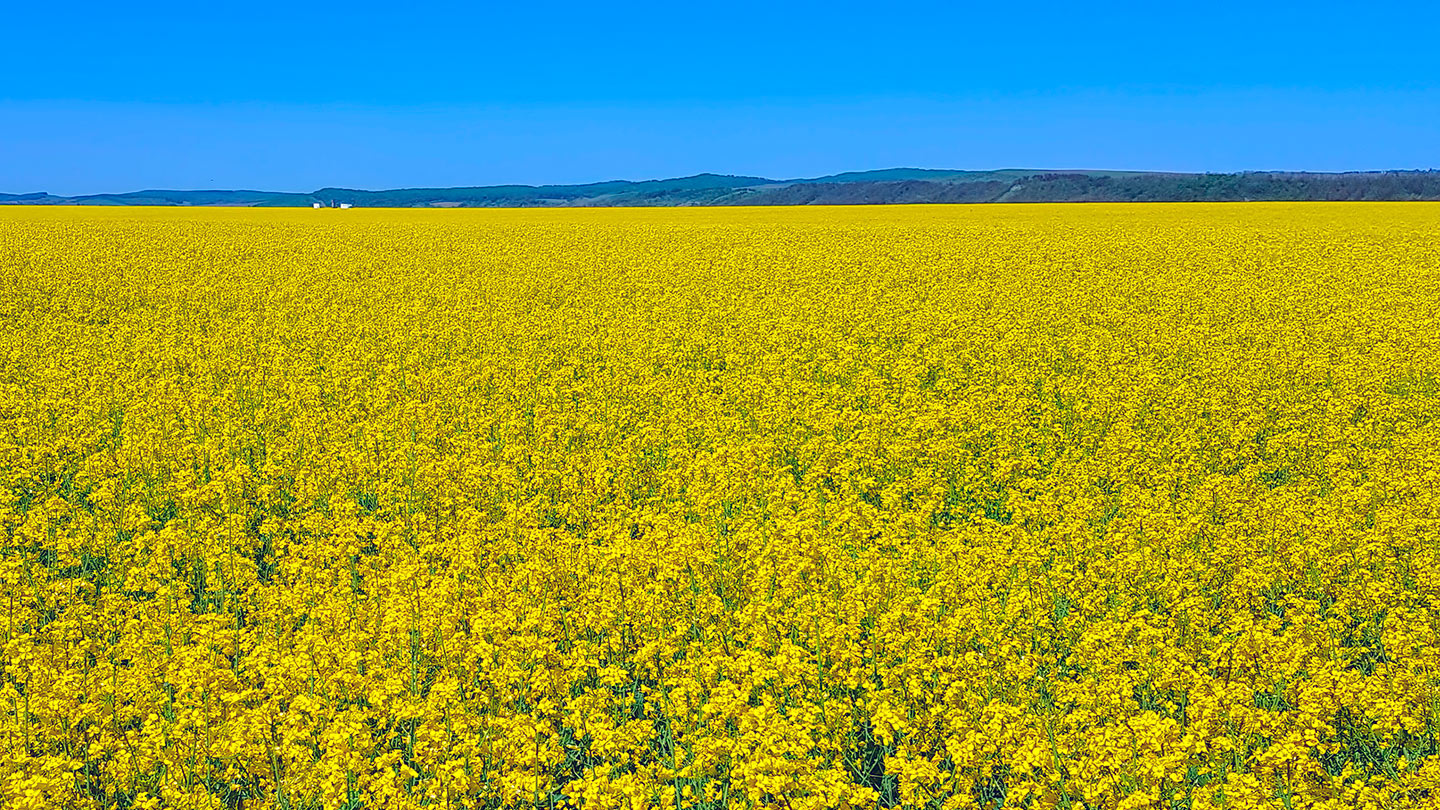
<box><xmin>5</xmin><ymin>169</ymin><xmax>1439</xmax><ymax>207</ymax></box>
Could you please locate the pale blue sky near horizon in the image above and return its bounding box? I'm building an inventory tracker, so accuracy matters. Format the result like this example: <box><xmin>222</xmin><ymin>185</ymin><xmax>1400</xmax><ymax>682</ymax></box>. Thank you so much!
<box><xmin>3</xmin><ymin>0</ymin><xmax>1437</xmax><ymax>195</ymax></box>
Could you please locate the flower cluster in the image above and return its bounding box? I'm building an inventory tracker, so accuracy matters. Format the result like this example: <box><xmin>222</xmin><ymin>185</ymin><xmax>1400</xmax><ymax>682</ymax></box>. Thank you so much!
<box><xmin>1</xmin><ymin>203</ymin><xmax>1437</xmax><ymax>808</ymax></box>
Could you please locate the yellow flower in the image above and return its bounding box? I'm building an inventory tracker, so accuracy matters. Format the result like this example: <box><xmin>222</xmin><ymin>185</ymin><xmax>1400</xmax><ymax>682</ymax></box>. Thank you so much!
<box><xmin>1</xmin><ymin>202</ymin><xmax>1437</xmax><ymax>808</ymax></box>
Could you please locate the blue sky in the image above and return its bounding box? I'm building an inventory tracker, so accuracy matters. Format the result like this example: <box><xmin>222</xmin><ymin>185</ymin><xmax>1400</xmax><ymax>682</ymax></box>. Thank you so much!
<box><xmin>3</xmin><ymin>1</ymin><xmax>1436</xmax><ymax>194</ymax></box>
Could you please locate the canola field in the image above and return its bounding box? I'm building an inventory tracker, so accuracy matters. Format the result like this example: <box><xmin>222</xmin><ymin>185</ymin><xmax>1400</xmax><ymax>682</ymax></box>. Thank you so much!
<box><xmin>1</xmin><ymin>203</ymin><xmax>1439</xmax><ymax>810</ymax></box>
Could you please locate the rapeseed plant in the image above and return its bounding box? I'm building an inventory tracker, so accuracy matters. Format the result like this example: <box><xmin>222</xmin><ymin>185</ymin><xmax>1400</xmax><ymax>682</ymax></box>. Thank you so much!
<box><xmin>1</xmin><ymin>203</ymin><xmax>1438</xmax><ymax>808</ymax></box>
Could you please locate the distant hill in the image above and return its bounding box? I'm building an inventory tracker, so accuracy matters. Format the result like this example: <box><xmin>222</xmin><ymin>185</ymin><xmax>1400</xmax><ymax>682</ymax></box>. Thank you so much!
<box><xmin>6</xmin><ymin>169</ymin><xmax>1440</xmax><ymax>207</ymax></box>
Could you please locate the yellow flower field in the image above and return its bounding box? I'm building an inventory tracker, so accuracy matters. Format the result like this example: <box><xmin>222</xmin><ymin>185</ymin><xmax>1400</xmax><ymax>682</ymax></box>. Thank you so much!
<box><xmin>1</xmin><ymin>203</ymin><xmax>1438</xmax><ymax>809</ymax></box>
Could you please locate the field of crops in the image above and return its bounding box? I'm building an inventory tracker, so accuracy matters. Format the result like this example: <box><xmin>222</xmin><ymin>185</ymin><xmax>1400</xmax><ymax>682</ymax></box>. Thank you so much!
<box><xmin>1</xmin><ymin>204</ymin><xmax>1438</xmax><ymax>809</ymax></box>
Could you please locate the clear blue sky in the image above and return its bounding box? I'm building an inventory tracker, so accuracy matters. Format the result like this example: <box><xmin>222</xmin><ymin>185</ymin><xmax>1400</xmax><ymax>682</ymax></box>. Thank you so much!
<box><xmin>4</xmin><ymin>0</ymin><xmax>1436</xmax><ymax>194</ymax></box>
